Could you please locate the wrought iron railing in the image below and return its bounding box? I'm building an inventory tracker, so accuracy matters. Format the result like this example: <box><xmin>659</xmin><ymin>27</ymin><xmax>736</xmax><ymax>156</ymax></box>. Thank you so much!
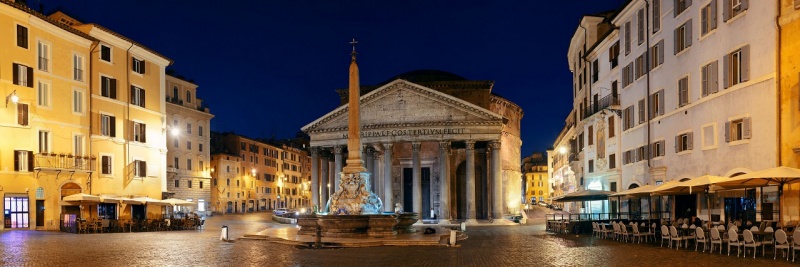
<box><xmin>35</xmin><ymin>153</ymin><xmax>95</xmax><ymax>171</ymax></box>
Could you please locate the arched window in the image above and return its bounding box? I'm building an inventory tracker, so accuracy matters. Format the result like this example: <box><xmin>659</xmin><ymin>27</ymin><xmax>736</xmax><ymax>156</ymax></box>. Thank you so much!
<box><xmin>186</xmin><ymin>90</ymin><xmax>192</xmax><ymax>103</ymax></box>
<box><xmin>172</xmin><ymin>86</ymin><xmax>178</xmax><ymax>99</ymax></box>
<box><xmin>35</xmin><ymin>187</ymin><xmax>44</xmax><ymax>199</ymax></box>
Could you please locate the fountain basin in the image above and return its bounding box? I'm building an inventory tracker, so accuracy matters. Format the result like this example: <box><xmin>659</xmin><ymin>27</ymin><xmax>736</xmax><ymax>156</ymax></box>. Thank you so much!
<box><xmin>395</xmin><ymin>212</ymin><xmax>419</xmax><ymax>233</ymax></box>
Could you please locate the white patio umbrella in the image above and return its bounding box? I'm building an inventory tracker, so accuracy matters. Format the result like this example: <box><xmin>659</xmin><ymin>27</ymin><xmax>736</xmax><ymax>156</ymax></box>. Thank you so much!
<box><xmin>713</xmin><ymin>166</ymin><xmax>800</xmax><ymax>223</ymax></box>
<box><xmin>162</xmin><ymin>198</ymin><xmax>194</xmax><ymax>206</ymax></box>
<box><xmin>63</xmin><ymin>193</ymin><xmax>100</xmax><ymax>203</ymax></box>
<box><xmin>132</xmin><ymin>197</ymin><xmax>171</xmax><ymax>206</ymax></box>
<box><xmin>652</xmin><ymin>175</ymin><xmax>729</xmax><ymax>195</ymax></box>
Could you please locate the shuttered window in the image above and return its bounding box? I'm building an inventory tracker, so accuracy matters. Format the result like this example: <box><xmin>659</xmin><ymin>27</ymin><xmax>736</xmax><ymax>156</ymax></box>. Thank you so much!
<box><xmin>725</xmin><ymin>117</ymin><xmax>752</xmax><ymax>142</ymax></box>
<box><xmin>637</xmin><ymin>8</ymin><xmax>645</xmax><ymax>45</ymax></box>
<box><xmin>101</xmin><ymin>76</ymin><xmax>117</xmax><ymax>99</ymax></box>
<box><xmin>652</xmin><ymin>0</ymin><xmax>661</xmax><ymax>32</ymax></box>
<box><xmin>638</xmin><ymin>99</ymin><xmax>646</xmax><ymax>124</ymax></box>
<box><xmin>101</xmin><ymin>155</ymin><xmax>112</xmax><ymax>175</ymax></box>
<box><xmin>701</xmin><ymin>61</ymin><xmax>719</xmax><ymax>96</ymax></box>
<box><xmin>701</xmin><ymin>0</ymin><xmax>718</xmax><ymax>36</ymax></box>
<box><xmin>14</xmin><ymin>150</ymin><xmax>34</xmax><ymax>172</ymax></box>
<box><xmin>723</xmin><ymin>45</ymin><xmax>750</xmax><ymax>89</ymax></box>
<box><xmin>676</xmin><ymin>132</ymin><xmax>693</xmax><ymax>152</ymax></box>
<box><xmin>624</xmin><ymin>21</ymin><xmax>631</xmax><ymax>55</ymax></box>
<box><xmin>678</xmin><ymin>76</ymin><xmax>690</xmax><ymax>107</ymax></box>
<box><xmin>674</xmin><ymin>20</ymin><xmax>692</xmax><ymax>54</ymax></box>
<box><xmin>17</xmin><ymin>103</ymin><xmax>28</xmax><ymax>126</ymax></box>
<box><xmin>16</xmin><ymin>25</ymin><xmax>28</xmax><ymax>48</ymax></box>
<box><xmin>101</xmin><ymin>114</ymin><xmax>116</xmax><ymax>137</ymax></box>
<box><xmin>650</xmin><ymin>40</ymin><xmax>664</xmax><ymax>70</ymax></box>
<box><xmin>12</xmin><ymin>63</ymin><xmax>33</xmax><ymax>87</ymax></box>
<box><xmin>723</xmin><ymin>0</ymin><xmax>748</xmax><ymax>22</ymax></box>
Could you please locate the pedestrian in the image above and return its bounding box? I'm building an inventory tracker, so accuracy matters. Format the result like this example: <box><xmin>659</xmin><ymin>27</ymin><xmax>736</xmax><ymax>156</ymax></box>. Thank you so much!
<box><xmin>430</xmin><ymin>208</ymin><xmax>436</xmax><ymax>219</ymax></box>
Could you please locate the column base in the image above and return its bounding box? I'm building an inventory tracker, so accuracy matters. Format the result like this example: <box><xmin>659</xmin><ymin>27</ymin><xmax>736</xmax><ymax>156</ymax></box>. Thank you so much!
<box><xmin>465</xmin><ymin>219</ymin><xmax>479</xmax><ymax>225</ymax></box>
<box><xmin>437</xmin><ymin>219</ymin><xmax>452</xmax><ymax>225</ymax></box>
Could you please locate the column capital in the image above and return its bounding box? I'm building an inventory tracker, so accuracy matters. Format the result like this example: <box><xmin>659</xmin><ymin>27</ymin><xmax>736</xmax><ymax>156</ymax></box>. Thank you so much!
<box><xmin>489</xmin><ymin>141</ymin><xmax>501</xmax><ymax>150</ymax></box>
<box><xmin>438</xmin><ymin>141</ymin><xmax>450</xmax><ymax>150</ymax></box>
<box><xmin>310</xmin><ymin>146</ymin><xmax>319</xmax><ymax>155</ymax></box>
<box><xmin>465</xmin><ymin>140</ymin><xmax>475</xmax><ymax>150</ymax></box>
<box><xmin>333</xmin><ymin>145</ymin><xmax>343</xmax><ymax>154</ymax></box>
<box><xmin>412</xmin><ymin>142</ymin><xmax>421</xmax><ymax>151</ymax></box>
<box><xmin>383</xmin><ymin>142</ymin><xmax>393</xmax><ymax>149</ymax></box>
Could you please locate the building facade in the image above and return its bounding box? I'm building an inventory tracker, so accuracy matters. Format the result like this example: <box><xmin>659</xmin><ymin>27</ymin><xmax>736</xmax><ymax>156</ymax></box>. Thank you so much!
<box><xmin>0</xmin><ymin>1</ymin><xmax>176</xmax><ymax>230</ymax></box>
<box><xmin>521</xmin><ymin>152</ymin><xmax>550</xmax><ymax>204</ymax></box>
<box><xmin>558</xmin><ymin>0</ymin><xmax>789</xmax><ymax>221</ymax></box>
<box><xmin>303</xmin><ymin>69</ymin><xmax>523</xmax><ymax>223</ymax></box>
<box><xmin>165</xmin><ymin>74</ymin><xmax>214</xmax><ymax>214</ymax></box>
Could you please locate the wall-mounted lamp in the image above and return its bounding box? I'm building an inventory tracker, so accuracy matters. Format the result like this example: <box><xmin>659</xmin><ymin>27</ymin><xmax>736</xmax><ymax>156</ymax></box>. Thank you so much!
<box><xmin>5</xmin><ymin>90</ymin><xmax>18</xmax><ymax>108</ymax></box>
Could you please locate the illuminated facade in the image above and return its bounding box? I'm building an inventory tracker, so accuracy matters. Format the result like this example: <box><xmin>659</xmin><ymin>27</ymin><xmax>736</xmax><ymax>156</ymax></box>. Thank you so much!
<box><xmin>561</xmin><ymin>0</ymin><xmax>789</xmax><ymax>221</ymax></box>
<box><xmin>779</xmin><ymin>0</ymin><xmax>800</xmax><ymax>221</ymax></box>
<box><xmin>1</xmin><ymin>2</ymin><xmax>173</xmax><ymax>230</ymax></box>
<box><xmin>521</xmin><ymin>152</ymin><xmax>549</xmax><ymax>204</ymax></box>
<box><xmin>165</xmin><ymin>75</ymin><xmax>214</xmax><ymax>213</ymax></box>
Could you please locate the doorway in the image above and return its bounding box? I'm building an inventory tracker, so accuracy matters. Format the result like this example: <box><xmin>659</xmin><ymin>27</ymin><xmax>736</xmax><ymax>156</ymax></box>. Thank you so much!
<box><xmin>36</xmin><ymin>200</ymin><xmax>44</xmax><ymax>227</ymax></box>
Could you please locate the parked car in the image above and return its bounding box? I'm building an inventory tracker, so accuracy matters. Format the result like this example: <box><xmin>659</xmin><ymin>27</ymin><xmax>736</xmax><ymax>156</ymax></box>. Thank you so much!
<box><xmin>273</xmin><ymin>208</ymin><xmax>289</xmax><ymax>216</ymax></box>
<box><xmin>538</xmin><ymin>202</ymin><xmax>549</xmax><ymax>207</ymax></box>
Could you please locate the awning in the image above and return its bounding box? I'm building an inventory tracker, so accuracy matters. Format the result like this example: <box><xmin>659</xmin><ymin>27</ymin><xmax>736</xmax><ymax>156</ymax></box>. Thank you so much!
<box><xmin>552</xmin><ymin>189</ymin><xmax>615</xmax><ymax>202</ymax></box>
<box><xmin>132</xmin><ymin>197</ymin><xmax>170</xmax><ymax>206</ymax></box>
<box><xmin>63</xmin><ymin>193</ymin><xmax>100</xmax><ymax>203</ymax></box>
<box><xmin>609</xmin><ymin>184</ymin><xmax>659</xmax><ymax>197</ymax></box>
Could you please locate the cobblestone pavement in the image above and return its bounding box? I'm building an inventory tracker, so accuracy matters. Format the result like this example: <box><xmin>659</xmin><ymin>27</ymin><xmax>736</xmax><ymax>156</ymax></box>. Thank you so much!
<box><xmin>1</xmin><ymin>213</ymin><xmax>798</xmax><ymax>266</ymax></box>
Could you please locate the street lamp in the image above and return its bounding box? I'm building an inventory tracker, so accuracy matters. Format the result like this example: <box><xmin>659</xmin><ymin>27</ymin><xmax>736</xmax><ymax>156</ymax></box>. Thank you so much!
<box><xmin>170</xmin><ymin>127</ymin><xmax>180</xmax><ymax>137</ymax></box>
<box><xmin>5</xmin><ymin>90</ymin><xmax>18</xmax><ymax>108</ymax></box>
<box><xmin>277</xmin><ymin>175</ymin><xmax>284</xmax><ymax>208</ymax></box>
<box><xmin>558</xmin><ymin>146</ymin><xmax>568</xmax><ymax>155</ymax></box>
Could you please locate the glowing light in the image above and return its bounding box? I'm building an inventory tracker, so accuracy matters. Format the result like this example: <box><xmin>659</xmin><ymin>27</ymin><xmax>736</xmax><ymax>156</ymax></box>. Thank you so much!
<box><xmin>559</xmin><ymin>146</ymin><xmax>568</xmax><ymax>154</ymax></box>
<box><xmin>170</xmin><ymin>128</ymin><xmax>180</xmax><ymax>137</ymax></box>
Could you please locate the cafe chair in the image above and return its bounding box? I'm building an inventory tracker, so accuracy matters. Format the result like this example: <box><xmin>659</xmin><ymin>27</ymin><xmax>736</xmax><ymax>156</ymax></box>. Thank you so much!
<box><xmin>669</xmin><ymin>225</ymin><xmax>685</xmax><ymax>250</ymax></box>
<box><xmin>710</xmin><ymin>227</ymin><xmax>725</xmax><ymax>254</ymax></box>
<box><xmin>695</xmin><ymin>227</ymin><xmax>708</xmax><ymax>252</ymax></box>
<box><xmin>743</xmin><ymin>229</ymin><xmax>763</xmax><ymax>258</ymax></box>
<box><xmin>774</xmin><ymin>229</ymin><xmax>791</xmax><ymax>260</ymax></box>
<box><xmin>728</xmin><ymin>228</ymin><xmax>743</xmax><ymax>257</ymax></box>
<box><xmin>660</xmin><ymin>225</ymin><xmax>671</xmax><ymax>247</ymax></box>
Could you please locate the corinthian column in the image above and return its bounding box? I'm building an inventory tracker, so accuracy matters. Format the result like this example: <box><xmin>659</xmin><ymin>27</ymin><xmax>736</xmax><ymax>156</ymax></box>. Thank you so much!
<box><xmin>383</xmin><ymin>143</ymin><xmax>393</xmax><ymax>212</ymax></box>
<box><xmin>490</xmin><ymin>141</ymin><xmax>502</xmax><ymax>221</ymax></box>
<box><xmin>466</xmin><ymin>140</ymin><xmax>477</xmax><ymax>224</ymax></box>
<box><xmin>310</xmin><ymin>147</ymin><xmax>320</xmax><ymax>210</ymax></box>
<box><xmin>438</xmin><ymin>141</ymin><xmax>451</xmax><ymax>224</ymax></box>
<box><xmin>412</xmin><ymin>142</ymin><xmax>422</xmax><ymax>217</ymax></box>
<box><xmin>333</xmin><ymin>145</ymin><xmax>343</xmax><ymax>189</ymax></box>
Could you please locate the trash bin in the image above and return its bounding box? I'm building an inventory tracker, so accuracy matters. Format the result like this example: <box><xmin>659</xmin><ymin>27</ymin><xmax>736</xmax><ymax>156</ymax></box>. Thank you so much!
<box><xmin>220</xmin><ymin>225</ymin><xmax>228</xmax><ymax>241</ymax></box>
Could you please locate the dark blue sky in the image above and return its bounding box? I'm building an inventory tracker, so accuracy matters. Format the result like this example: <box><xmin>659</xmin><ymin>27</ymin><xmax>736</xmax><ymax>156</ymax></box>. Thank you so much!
<box><xmin>40</xmin><ymin>0</ymin><xmax>622</xmax><ymax>156</ymax></box>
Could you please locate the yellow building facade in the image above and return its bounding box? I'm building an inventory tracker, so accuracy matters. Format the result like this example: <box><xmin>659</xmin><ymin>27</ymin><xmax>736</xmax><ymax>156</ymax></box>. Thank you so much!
<box><xmin>0</xmin><ymin>3</ymin><xmax>94</xmax><ymax>230</ymax></box>
<box><xmin>0</xmin><ymin>1</ymin><xmax>174</xmax><ymax>230</ymax></box>
<box><xmin>779</xmin><ymin>0</ymin><xmax>800</xmax><ymax>221</ymax></box>
<box><xmin>522</xmin><ymin>152</ymin><xmax>549</xmax><ymax>205</ymax></box>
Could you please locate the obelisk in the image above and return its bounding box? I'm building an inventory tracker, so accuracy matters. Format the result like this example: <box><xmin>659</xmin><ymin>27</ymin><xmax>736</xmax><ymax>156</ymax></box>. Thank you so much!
<box><xmin>327</xmin><ymin>38</ymin><xmax>382</xmax><ymax>215</ymax></box>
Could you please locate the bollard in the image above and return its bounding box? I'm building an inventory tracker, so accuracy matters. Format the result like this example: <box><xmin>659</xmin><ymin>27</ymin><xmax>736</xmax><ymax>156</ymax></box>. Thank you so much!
<box><xmin>220</xmin><ymin>225</ymin><xmax>229</xmax><ymax>241</ymax></box>
<box><xmin>449</xmin><ymin>229</ymin><xmax>457</xmax><ymax>246</ymax></box>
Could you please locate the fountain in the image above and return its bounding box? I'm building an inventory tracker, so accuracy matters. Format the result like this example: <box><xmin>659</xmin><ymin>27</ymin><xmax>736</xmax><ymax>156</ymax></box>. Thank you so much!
<box><xmin>298</xmin><ymin>39</ymin><xmax>415</xmax><ymax>238</ymax></box>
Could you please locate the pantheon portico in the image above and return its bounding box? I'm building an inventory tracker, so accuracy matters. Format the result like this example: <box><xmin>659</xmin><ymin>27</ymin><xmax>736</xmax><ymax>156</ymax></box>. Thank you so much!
<box><xmin>302</xmin><ymin>70</ymin><xmax>523</xmax><ymax>223</ymax></box>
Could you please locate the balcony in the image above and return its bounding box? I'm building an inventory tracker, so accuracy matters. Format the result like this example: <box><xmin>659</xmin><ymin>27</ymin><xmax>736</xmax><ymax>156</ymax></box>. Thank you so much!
<box><xmin>34</xmin><ymin>153</ymin><xmax>95</xmax><ymax>172</ymax></box>
<box><xmin>582</xmin><ymin>94</ymin><xmax>620</xmax><ymax>120</ymax></box>
<box><xmin>166</xmin><ymin>96</ymin><xmax>183</xmax><ymax>105</ymax></box>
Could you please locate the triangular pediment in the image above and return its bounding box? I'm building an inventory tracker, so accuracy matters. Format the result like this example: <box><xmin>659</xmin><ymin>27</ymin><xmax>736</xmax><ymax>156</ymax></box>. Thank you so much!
<box><xmin>302</xmin><ymin>79</ymin><xmax>503</xmax><ymax>133</ymax></box>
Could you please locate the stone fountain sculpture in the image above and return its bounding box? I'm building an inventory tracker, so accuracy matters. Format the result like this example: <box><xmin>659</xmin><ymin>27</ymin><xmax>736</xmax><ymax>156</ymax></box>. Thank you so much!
<box><xmin>327</xmin><ymin>171</ymin><xmax>382</xmax><ymax>215</ymax></box>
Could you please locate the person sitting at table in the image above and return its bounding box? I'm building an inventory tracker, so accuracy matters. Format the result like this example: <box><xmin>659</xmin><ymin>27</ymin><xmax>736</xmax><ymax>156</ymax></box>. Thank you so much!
<box><xmin>692</xmin><ymin>216</ymin><xmax>702</xmax><ymax>228</ymax></box>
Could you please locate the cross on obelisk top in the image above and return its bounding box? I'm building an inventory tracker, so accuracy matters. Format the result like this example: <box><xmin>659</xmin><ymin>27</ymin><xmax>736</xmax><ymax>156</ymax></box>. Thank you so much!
<box><xmin>350</xmin><ymin>38</ymin><xmax>358</xmax><ymax>59</ymax></box>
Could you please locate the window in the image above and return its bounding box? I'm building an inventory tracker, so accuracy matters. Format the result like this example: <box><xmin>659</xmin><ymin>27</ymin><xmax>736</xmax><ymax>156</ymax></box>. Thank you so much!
<box><xmin>588</xmin><ymin>160</ymin><xmax>594</xmax><ymax>173</ymax></box>
<box><xmin>609</xmin><ymin>154</ymin><xmax>616</xmax><ymax>169</ymax></box>
<box><xmin>635</xmin><ymin>53</ymin><xmax>647</xmax><ymax>79</ymax></box>
<box><xmin>14</xmin><ymin>150</ymin><xmax>33</xmax><ymax>172</ymax></box>
<box><xmin>651</xmin><ymin>140</ymin><xmax>665</xmax><ymax>158</ymax></box>
<box><xmin>588</xmin><ymin>125</ymin><xmax>594</xmax><ymax>146</ymax></box>
<box><xmin>591</xmin><ymin>60</ymin><xmax>599</xmax><ymax>83</ymax></box>
<box><xmin>674</xmin><ymin>20</ymin><xmax>692</xmax><ymax>54</ymax></box>
<box><xmin>37</xmin><ymin>41</ymin><xmax>49</xmax><ymax>72</ymax></box>
<box><xmin>199</xmin><ymin>143</ymin><xmax>204</xmax><ymax>152</ymax></box>
<box><xmin>701</xmin><ymin>61</ymin><xmax>719</xmax><ymax>97</ymax></box>
<box><xmin>133</xmin><ymin>122</ymin><xmax>146</xmax><ymax>143</ymax></box>
<box><xmin>133</xmin><ymin>160</ymin><xmax>147</xmax><ymax>178</ymax></box>
<box><xmin>188</xmin><ymin>180</ymin><xmax>192</xmax><ymax>188</ymax></box>
<box><xmin>637</xmin><ymin>146</ymin><xmax>647</xmax><ymax>161</ymax></box>
<box><xmin>16</xmin><ymin>25</ymin><xmax>28</xmax><ymax>48</ymax></box>
<box><xmin>624</xmin><ymin>21</ymin><xmax>631</xmax><ymax>55</ymax></box>
<box><xmin>609</xmin><ymin>116</ymin><xmax>615</xmax><ymax>138</ymax></box>
<box><xmin>637</xmin><ymin>8</ymin><xmax>645</xmax><ymax>45</ymax></box>
<box><xmin>578</xmin><ymin>133</ymin><xmax>584</xmax><ymax>151</ymax></box>
<box><xmin>622</xmin><ymin>63</ymin><xmax>634</xmax><ymax>87</ymax></box>
<box><xmin>101</xmin><ymin>155</ymin><xmax>112</xmax><ymax>175</ymax></box>
<box><xmin>678</xmin><ymin>76</ymin><xmax>690</xmax><ymax>107</ymax></box>
<box><xmin>38</xmin><ymin>131</ymin><xmax>50</xmax><ymax>153</ymax></box>
<box><xmin>187</xmin><ymin>159</ymin><xmax>192</xmax><ymax>171</ymax></box>
<box><xmin>676</xmin><ymin>132</ymin><xmax>693</xmax><ymax>152</ymax></box>
<box><xmin>100</xmin><ymin>45</ymin><xmax>111</xmax><ymax>62</ymax></box>
<box><xmin>701</xmin><ymin>1</ymin><xmax>718</xmax><ymax>36</ymax></box>
<box><xmin>132</xmin><ymin>58</ymin><xmax>145</xmax><ymax>74</ymax></box>
<box><xmin>649</xmin><ymin>89</ymin><xmax>664</xmax><ymax>118</ymax></box>
<box><xmin>702</xmin><ymin>124</ymin><xmax>718</xmax><ymax>148</ymax></box>
<box><xmin>186</xmin><ymin>123</ymin><xmax>192</xmax><ymax>134</ymax></box>
<box><xmin>725</xmin><ymin>117</ymin><xmax>752</xmax><ymax>142</ymax></box>
<box><xmin>199</xmin><ymin>126</ymin><xmax>204</xmax><ymax>137</ymax></box>
<box><xmin>199</xmin><ymin>161</ymin><xmax>204</xmax><ymax>171</ymax></box>
<box><xmin>131</xmin><ymin>85</ymin><xmax>145</xmax><ymax>108</ymax></box>
<box><xmin>650</xmin><ymin>40</ymin><xmax>664</xmax><ymax>70</ymax></box>
<box><xmin>175</xmin><ymin>179</ymin><xmax>180</xmax><ymax>188</ymax></box>
<box><xmin>723</xmin><ymin>0</ymin><xmax>748</xmax><ymax>21</ymax></box>
<box><xmin>73</xmin><ymin>89</ymin><xmax>83</xmax><ymax>113</ymax></box>
<box><xmin>101</xmin><ymin>114</ymin><xmax>116</xmax><ymax>137</ymax></box>
<box><xmin>623</xmin><ymin>106</ymin><xmax>634</xmax><ymax>130</ymax></box>
<box><xmin>73</xmin><ymin>54</ymin><xmax>84</xmax><ymax>81</ymax></box>
<box><xmin>638</xmin><ymin>99</ymin><xmax>646</xmax><ymax>124</ymax></box>
<box><xmin>675</xmin><ymin>0</ymin><xmax>691</xmax><ymax>16</ymax></box>
<box><xmin>37</xmin><ymin>81</ymin><xmax>50</xmax><ymax>107</ymax></box>
<box><xmin>187</xmin><ymin>141</ymin><xmax>192</xmax><ymax>150</ymax></box>
<box><xmin>174</xmin><ymin>139</ymin><xmax>179</xmax><ymax>148</ymax></box>
<box><xmin>13</xmin><ymin>63</ymin><xmax>33</xmax><ymax>87</ymax></box>
<box><xmin>101</xmin><ymin>76</ymin><xmax>117</xmax><ymax>99</ymax></box>
<box><xmin>17</xmin><ymin>103</ymin><xmax>28</xmax><ymax>126</ymax></box>
<box><xmin>652</xmin><ymin>0</ymin><xmax>661</xmax><ymax>32</ymax></box>
<box><xmin>724</xmin><ymin>45</ymin><xmax>750</xmax><ymax>89</ymax></box>
<box><xmin>609</xmin><ymin>41</ymin><xmax>620</xmax><ymax>69</ymax></box>
<box><xmin>74</xmin><ymin>135</ymin><xmax>84</xmax><ymax>158</ymax></box>
<box><xmin>186</xmin><ymin>91</ymin><xmax>192</xmax><ymax>103</ymax></box>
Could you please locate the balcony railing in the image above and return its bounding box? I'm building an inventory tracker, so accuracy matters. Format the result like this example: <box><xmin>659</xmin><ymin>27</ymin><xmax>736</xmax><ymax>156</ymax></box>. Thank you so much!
<box><xmin>583</xmin><ymin>94</ymin><xmax>619</xmax><ymax>120</ymax></box>
<box><xmin>34</xmin><ymin>153</ymin><xmax>95</xmax><ymax>172</ymax></box>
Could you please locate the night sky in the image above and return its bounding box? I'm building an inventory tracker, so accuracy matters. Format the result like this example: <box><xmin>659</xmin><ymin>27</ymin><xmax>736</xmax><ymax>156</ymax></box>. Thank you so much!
<box><xmin>39</xmin><ymin>0</ymin><xmax>622</xmax><ymax>156</ymax></box>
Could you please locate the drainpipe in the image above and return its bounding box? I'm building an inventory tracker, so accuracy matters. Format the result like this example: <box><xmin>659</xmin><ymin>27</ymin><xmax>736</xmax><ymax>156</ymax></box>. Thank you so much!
<box><xmin>645</xmin><ymin>0</ymin><xmax>652</xmax><ymax>173</ymax></box>
<box><xmin>775</xmin><ymin>0</ymin><xmax>782</xmax><ymax>167</ymax></box>
<box><xmin>88</xmin><ymin>41</ymin><xmax>99</xmax><ymax>195</ymax></box>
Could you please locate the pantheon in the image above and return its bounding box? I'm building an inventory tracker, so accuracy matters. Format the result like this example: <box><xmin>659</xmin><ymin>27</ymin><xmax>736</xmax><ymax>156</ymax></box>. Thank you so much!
<box><xmin>302</xmin><ymin>69</ymin><xmax>523</xmax><ymax>223</ymax></box>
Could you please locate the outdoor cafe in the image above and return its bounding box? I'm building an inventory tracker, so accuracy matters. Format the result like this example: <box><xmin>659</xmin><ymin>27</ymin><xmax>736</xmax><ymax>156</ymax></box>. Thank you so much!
<box><xmin>546</xmin><ymin>166</ymin><xmax>800</xmax><ymax>260</ymax></box>
<box><xmin>59</xmin><ymin>194</ymin><xmax>204</xmax><ymax>234</ymax></box>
